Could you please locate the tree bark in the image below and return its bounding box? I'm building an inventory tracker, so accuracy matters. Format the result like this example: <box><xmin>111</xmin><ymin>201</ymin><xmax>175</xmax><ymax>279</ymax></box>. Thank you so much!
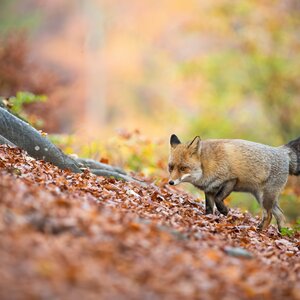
<box><xmin>0</xmin><ymin>134</ymin><xmax>16</xmax><ymax>146</ymax></box>
<box><xmin>0</xmin><ymin>107</ymin><xmax>81</xmax><ymax>173</ymax></box>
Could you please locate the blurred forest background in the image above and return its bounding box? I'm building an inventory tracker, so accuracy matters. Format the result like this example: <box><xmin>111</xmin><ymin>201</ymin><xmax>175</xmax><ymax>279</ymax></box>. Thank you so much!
<box><xmin>0</xmin><ymin>0</ymin><xmax>299</xmax><ymax>221</ymax></box>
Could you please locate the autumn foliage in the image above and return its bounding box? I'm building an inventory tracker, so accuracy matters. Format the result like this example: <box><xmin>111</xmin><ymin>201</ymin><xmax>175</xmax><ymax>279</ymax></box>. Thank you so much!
<box><xmin>0</xmin><ymin>145</ymin><xmax>299</xmax><ymax>299</ymax></box>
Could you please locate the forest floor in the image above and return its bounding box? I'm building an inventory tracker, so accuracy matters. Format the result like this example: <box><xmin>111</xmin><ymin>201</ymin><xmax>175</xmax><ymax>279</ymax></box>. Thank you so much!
<box><xmin>0</xmin><ymin>145</ymin><xmax>299</xmax><ymax>300</ymax></box>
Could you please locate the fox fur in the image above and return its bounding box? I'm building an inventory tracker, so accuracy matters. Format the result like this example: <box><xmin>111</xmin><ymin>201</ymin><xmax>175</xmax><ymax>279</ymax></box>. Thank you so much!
<box><xmin>168</xmin><ymin>134</ymin><xmax>300</xmax><ymax>231</ymax></box>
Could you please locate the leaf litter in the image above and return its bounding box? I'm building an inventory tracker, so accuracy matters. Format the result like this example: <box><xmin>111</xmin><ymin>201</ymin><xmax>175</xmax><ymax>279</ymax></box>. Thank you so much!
<box><xmin>0</xmin><ymin>145</ymin><xmax>299</xmax><ymax>300</ymax></box>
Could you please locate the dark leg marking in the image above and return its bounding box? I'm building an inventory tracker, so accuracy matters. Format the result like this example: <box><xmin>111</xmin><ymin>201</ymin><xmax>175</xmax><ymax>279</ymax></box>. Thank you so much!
<box><xmin>214</xmin><ymin>179</ymin><xmax>237</xmax><ymax>215</ymax></box>
<box><xmin>205</xmin><ymin>192</ymin><xmax>214</xmax><ymax>214</ymax></box>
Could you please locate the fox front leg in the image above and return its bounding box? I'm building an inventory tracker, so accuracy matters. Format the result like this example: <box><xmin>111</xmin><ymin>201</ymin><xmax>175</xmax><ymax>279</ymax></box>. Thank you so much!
<box><xmin>214</xmin><ymin>179</ymin><xmax>237</xmax><ymax>215</ymax></box>
<box><xmin>204</xmin><ymin>192</ymin><xmax>214</xmax><ymax>214</ymax></box>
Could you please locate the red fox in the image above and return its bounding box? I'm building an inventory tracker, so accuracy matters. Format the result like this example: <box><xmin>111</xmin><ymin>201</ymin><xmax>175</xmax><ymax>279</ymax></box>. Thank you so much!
<box><xmin>168</xmin><ymin>134</ymin><xmax>300</xmax><ymax>231</ymax></box>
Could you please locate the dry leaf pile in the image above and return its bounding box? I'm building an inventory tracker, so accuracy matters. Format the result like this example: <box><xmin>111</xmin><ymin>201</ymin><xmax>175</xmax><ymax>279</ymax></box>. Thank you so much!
<box><xmin>0</xmin><ymin>145</ymin><xmax>299</xmax><ymax>300</ymax></box>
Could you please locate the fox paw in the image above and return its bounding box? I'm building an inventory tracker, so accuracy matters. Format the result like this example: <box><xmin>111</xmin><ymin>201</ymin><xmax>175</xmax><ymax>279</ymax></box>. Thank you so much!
<box><xmin>218</xmin><ymin>207</ymin><xmax>229</xmax><ymax>216</ymax></box>
<box><xmin>256</xmin><ymin>222</ymin><xmax>266</xmax><ymax>231</ymax></box>
<box><xmin>205</xmin><ymin>209</ymin><xmax>214</xmax><ymax>215</ymax></box>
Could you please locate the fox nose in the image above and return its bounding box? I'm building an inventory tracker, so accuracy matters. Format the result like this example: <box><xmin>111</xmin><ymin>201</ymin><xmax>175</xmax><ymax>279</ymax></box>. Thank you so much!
<box><xmin>169</xmin><ymin>180</ymin><xmax>174</xmax><ymax>185</ymax></box>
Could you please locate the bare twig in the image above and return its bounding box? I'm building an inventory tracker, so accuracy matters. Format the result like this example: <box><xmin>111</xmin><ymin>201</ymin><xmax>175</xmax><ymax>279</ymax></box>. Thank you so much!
<box><xmin>75</xmin><ymin>158</ymin><xmax>126</xmax><ymax>175</ymax></box>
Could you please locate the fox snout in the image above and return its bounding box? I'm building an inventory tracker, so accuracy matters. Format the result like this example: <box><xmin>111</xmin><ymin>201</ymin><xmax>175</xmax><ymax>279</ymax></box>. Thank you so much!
<box><xmin>168</xmin><ymin>172</ymin><xmax>182</xmax><ymax>185</ymax></box>
<box><xmin>168</xmin><ymin>176</ymin><xmax>178</xmax><ymax>185</ymax></box>
<box><xmin>168</xmin><ymin>174</ymin><xmax>191</xmax><ymax>186</ymax></box>
<box><xmin>168</xmin><ymin>173</ymin><xmax>179</xmax><ymax>185</ymax></box>
<box><xmin>168</xmin><ymin>179</ymin><xmax>181</xmax><ymax>185</ymax></box>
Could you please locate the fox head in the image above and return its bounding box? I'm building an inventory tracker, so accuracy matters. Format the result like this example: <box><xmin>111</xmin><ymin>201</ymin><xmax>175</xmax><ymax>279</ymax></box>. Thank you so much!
<box><xmin>168</xmin><ymin>134</ymin><xmax>202</xmax><ymax>186</ymax></box>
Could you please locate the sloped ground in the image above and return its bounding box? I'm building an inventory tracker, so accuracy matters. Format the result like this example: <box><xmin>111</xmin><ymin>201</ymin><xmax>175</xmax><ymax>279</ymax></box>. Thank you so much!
<box><xmin>0</xmin><ymin>145</ymin><xmax>299</xmax><ymax>300</ymax></box>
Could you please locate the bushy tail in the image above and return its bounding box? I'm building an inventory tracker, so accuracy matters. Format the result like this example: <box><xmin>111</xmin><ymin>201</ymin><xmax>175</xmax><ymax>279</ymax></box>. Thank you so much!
<box><xmin>286</xmin><ymin>136</ymin><xmax>300</xmax><ymax>175</ymax></box>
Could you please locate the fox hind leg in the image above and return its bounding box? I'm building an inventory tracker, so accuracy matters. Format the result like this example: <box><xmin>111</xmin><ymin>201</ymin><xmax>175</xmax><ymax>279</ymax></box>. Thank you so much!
<box><xmin>257</xmin><ymin>209</ymin><xmax>272</xmax><ymax>231</ymax></box>
<box><xmin>272</xmin><ymin>203</ymin><xmax>285</xmax><ymax>232</ymax></box>
<box><xmin>257</xmin><ymin>190</ymin><xmax>279</xmax><ymax>231</ymax></box>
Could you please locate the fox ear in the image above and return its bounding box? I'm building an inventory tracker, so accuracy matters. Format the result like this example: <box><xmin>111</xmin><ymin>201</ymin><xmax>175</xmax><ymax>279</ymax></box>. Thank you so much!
<box><xmin>188</xmin><ymin>136</ymin><xmax>201</xmax><ymax>154</ymax></box>
<box><xmin>170</xmin><ymin>134</ymin><xmax>181</xmax><ymax>148</ymax></box>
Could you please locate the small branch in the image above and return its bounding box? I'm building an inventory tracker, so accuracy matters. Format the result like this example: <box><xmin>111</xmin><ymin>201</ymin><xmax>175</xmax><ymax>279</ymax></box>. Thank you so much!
<box><xmin>75</xmin><ymin>158</ymin><xmax>126</xmax><ymax>175</ymax></box>
<box><xmin>90</xmin><ymin>169</ymin><xmax>147</xmax><ymax>186</ymax></box>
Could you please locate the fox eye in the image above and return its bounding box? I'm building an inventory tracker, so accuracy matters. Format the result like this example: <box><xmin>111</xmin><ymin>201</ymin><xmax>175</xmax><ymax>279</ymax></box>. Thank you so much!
<box><xmin>168</xmin><ymin>164</ymin><xmax>174</xmax><ymax>172</ymax></box>
<box><xmin>180</xmin><ymin>166</ymin><xmax>188</xmax><ymax>172</ymax></box>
